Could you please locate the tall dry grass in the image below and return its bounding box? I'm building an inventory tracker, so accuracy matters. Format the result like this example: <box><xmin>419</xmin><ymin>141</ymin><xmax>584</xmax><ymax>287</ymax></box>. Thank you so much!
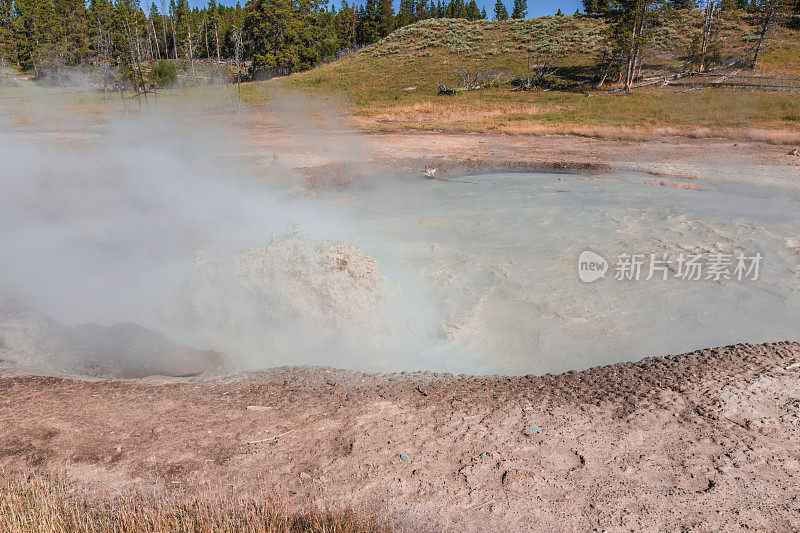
<box><xmin>0</xmin><ymin>471</ymin><xmax>389</xmax><ymax>533</ymax></box>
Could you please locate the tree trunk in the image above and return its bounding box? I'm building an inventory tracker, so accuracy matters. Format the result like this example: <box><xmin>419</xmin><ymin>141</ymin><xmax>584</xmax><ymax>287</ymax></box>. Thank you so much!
<box><xmin>204</xmin><ymin>19</ymin><xmax>210</xmax><ymax>59</ymax></box>
<box><xmin>151</xmin><ymin>19</ymin><xmax>161</xmax><ymax>59</ymax></box>
<box><xmin>700</xmin><ymin>0</ymin><xmax>715</xmax><ymax>71</ymax></box>
<box><xmin>160</xmin><ymin>0</ymin><xmax>168</xmax><ymax>59</ymax></box>
<box><xmin>187</xmin><ymin>26</ymin><xmax>195</xmax><ymax>80</ymax></box>
<box><xmin>235</xmin><ymin>28</ymin><xmax>241</xmax><ymax>109</ymax></box>
<box><xmin>625</xmin><ymin>4</ymin><xmax>646</xmax><ymax>91</ymax></box>
<box><xmin>751</xmin><ymin>6</ymin><xmax>773</xmax><ymax>69</ymax></box>
<box><xmin>214</xmin><ymin>22</ymin><xmax>220</xmax><ymax>61</ymax></box>
<box><xmin>596</xmin><ymin>61</ymin><xmax>611</xmax><ymax>88</ymax></box>
<box><xmin>171</xmin><ymin>18</ymin><xmax>178</xmax><ymax>60</ymax></box>
<box><xmin>146</xmin><ymin>20</ymin><xmax>154</xmax><ymax>61</ymax></box>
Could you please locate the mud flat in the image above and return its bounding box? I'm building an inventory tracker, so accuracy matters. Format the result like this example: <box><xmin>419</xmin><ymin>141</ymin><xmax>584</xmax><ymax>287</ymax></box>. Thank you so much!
<box><xmin>2</xmin><ymin>340</ymin><xmax>800</xmax><ymax>531</ymax></box>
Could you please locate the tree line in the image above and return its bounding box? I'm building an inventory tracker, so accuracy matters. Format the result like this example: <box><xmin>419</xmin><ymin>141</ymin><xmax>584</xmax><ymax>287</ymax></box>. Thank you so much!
<box><xmin>0</xmin><ymin>0</ymin><xmax>533</xmax><ymax>82</ymax></box>
<box><xmin>0</xmin><ymin>0</ymin><xmax>246</xmax><ymax>79</ymax></box>
<box><xmin>0</xmin><ymin>0</ymin><xmax>795</xmax><ymax>89</ymax></box>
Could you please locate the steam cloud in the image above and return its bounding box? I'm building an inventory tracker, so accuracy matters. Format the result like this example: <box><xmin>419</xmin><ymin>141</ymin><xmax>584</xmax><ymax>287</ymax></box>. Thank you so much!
<box><xmin>0</xmin><ymin>92</ymin><xmax>443</xmax><ymax>376</ymax></box>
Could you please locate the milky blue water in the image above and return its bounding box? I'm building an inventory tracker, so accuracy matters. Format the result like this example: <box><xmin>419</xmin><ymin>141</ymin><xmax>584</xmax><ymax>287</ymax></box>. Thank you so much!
<box><xmin>340</xmin><ymin>171</ymin><xmax>800</xmax><ymax>374</ymax></box>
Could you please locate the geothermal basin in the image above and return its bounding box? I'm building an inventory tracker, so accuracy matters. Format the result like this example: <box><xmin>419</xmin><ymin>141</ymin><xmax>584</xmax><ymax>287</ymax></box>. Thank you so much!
<box><xmin>1</xmin><ymin>119</ymin><xmax>799</xmax><ymax>378</ymax></box>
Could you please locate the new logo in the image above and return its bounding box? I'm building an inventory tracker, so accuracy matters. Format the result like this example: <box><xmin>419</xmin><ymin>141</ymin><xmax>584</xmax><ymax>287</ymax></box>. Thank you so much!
<box><xmin>578</xmin><ymin>250</ymin><xmax>608</xmax><ymax>283</ymax></box>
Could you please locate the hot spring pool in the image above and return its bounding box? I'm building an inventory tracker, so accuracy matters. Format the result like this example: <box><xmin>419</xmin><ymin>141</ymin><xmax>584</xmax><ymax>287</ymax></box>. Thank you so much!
<box><xmin>3</xmin><ymin>131</ymin><xmax>799</xmax><ymax>377</ymax></box>
<box><xmin>317</xmin><ymin>170</ymin><xmax>800</xmax><ymax>375</ymax></box>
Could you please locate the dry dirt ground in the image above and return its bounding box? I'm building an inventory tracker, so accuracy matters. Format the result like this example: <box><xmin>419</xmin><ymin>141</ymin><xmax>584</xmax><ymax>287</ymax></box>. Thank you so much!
<box><xmin>231</xmin><ymin>112</ymin><xmax>800</xmax><ymax>186</ymax></box>
<box><xmin>2</xmin><ymin>341</ymin><xmax>800</xmax><ymax>531</ymax></box>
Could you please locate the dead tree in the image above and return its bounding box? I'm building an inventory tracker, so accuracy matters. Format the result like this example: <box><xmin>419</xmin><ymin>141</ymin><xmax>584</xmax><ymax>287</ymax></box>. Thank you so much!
<box><xmin>160</xmin><ymin>0</ymin><xmax>169</xmax><ymax>60</ymax></box>
<box><xmin>171</xmin><ymin>7</ymin><xmax>178</xmax><ymax>60</ymax></box>
<box><xmin>122</xmin><ymin>10</ymin><xmax>148</xmax><ymax>109</ymax></box>
<box><xmin>624</xmin><ymin>2</ymin><xmax>647</xmax><ymax>91</ymax></box>
<box><xmin>751</xmin><ymin>3</ymin><xmax>776</xmax><ymax>68</ymax></box>
<box><xmin>214</xmin><ymin>18</ymin><xmax>221</xmax><ymax>61</ymax></box>
<box><xmin>454</xmin><ymin>68</ymin><xmax>506</xmax><ymax>90</ymax></box>
<box><xmin>699</xmin><ymin>0</ymin><xmax>717</xmax><ymax>71</ymax></box>
<box><xmin>204</xmin><ymin>19</ymin><xmax>210</xmax><ymax>59</ymax></box>
<box><xmin>233</xmin><ymin>26</ymin><xmax>242</xmax><ymax>109</ymax></box>
<box><xmin>595</xmin><ymin>50</ymin><xmax>621</xmax><ymax>88</ymax></box>
<box><xmin>187</xmin><ymin>25</ymin><xmax>195</xmax><ymax>80</ymax></box>
<box><xmin>438</xmin><ymin>69</ymin><xmax>506</xmax><ymax>94</ymax></box>
<box><xmin>150</xmin><ymin>18</ymin><xmax>161</xmax><ymax>60</ymax></box>
<box><xmin>513</xmin><ymin>54</ymin><xmax>557</xmax><ymax>91</ymax></box>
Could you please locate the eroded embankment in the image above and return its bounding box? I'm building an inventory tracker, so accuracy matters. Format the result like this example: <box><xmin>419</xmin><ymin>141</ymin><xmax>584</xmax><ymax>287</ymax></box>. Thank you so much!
<box><xmin>1</xmin><ymin>340</ymin><xmax>799</xmax><ymax>531</ymax></box>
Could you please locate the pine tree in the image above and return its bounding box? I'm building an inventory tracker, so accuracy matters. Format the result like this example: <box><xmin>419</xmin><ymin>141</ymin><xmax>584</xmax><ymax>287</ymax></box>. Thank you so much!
<box><xmin>494</xmin><ymin>0</ymin><xmax>508</xmax><ymax>19</ymax></box>
<box><xmin>243</xmin><ymin>0</ymin><xmax>303</xmax><ymax>72</ymax></box>
<box><xmin>335</xmin><ymin>0</ymin><xmax>357</xmax><ymax>47</ymax></box>
<box><xmin>376</xmin><ymin>0</ymin><xmax>394</xmax><ymax>37</ymax></box>
<box><xmin>357</xmin><ymin>0</ymin><xmax>379</xmax><ymax>43</ymax></box>
<box><xmin>610</xmin><ymin>0</ymin><xmax>664</xmax><ymax>90</ymax></box>
<box><xmin>415</xmin><ymin>0</ymin><xmax>430</xmax><ymax>20</ymax></box>
<box><xmin>208</xmin><ymin>0</ymin><xmax>220</xmax><ymax>60</ymax></box>
<box><xmin>511</xmin><ymin>0</ymin><xmax>526</xmax><ymax>18</ymax></box>
<box><xmin>447</xmin><ymin>0</ymin><xmax>465</xmax><ymax>17</ymax></box>
<box><xmin>33</xmin><ymin>0</ymin><xmax>64</xmax><ymax>73</ymax></box>
<box><xmin>148</xmin><ymin>3</ymin><xmax>161</xmax><ymax>59</ymax></box>
<box><xmin>0</xmin><ymin>0</ymin><xmax>13</xmax><ymax>63</ymax></box>
<box><xmin>465</xmin><ymin>0</ymin><xmax>481</xmax><ymax>19</ymax></box>
<box><xmin>174</xmin><ymin>0</ymin><xmax>189</xmax><ymax>58</ymax></box>
<box><xmin>396</xmin><ymin>0</ymin><xmax>415</xmax><ymax>26</ymax></box>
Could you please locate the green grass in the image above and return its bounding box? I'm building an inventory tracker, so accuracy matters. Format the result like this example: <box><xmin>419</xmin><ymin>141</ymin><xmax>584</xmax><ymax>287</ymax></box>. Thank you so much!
<box><xmin>236</xmin><ymin>16</ymin><xmax>800</xmax><ymax>139</ymax></box>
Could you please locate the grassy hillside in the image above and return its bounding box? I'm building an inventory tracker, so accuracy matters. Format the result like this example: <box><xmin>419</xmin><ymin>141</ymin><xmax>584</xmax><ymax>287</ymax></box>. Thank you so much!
<box><xmin>242</xmin><ymin>16</ymin><xmax>800</xmax><ymax>138</ymax></box>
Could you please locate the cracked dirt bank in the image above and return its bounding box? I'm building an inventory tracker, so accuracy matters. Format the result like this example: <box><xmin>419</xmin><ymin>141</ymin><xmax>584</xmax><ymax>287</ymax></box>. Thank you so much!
<box><xmin>2</xmin><ymin>341</ymin><xmax>800</xmax><ymax>531</ymax></box>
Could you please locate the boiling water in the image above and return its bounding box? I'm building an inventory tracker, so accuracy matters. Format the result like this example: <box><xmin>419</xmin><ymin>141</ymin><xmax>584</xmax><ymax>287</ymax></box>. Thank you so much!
<box><xmin>322</xmin><ymin>171</ymin><xmax>800</xmax><ymax>374</ymax></box>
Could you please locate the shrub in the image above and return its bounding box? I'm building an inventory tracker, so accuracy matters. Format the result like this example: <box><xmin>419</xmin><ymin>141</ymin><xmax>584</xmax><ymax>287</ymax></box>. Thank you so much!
<box><xmin>150</xmin><ymin>60</ymin><xmax>177</xmax><ymax>87</ymax></box>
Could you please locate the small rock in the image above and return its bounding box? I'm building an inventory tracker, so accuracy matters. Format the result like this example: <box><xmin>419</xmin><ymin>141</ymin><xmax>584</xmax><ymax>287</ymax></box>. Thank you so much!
<box><xmin>479</xmin><ymin>450</ymin><xmax>490</xmax><ymax>459</ymax></box>
<box><xmin>789</xmin><ymin>148</ymin><xmax>799</xmax><ymax>156</ymax></box>
<box><xmin>524</xmin><ymin>425</ymin><xmax>541</xmax><ymax>436</ymax></box>
<box><xmin>400</xmin><ymin>453</ymin><xmax>411</xmax><ymax>463</ymax></box>
<box><xmin>785</xmin><ymin>362</ymin><xmax>800</xmax><ymax>370</ymax></box>
<box><xmin>246</xmin><ymin>405</ymin><xmax>271</xmax><ymax>412</ymax></box>
<box><xmin>299</xmin><ymin>472</ymin><xmax>311</xmax><ymax>480</ymax></box>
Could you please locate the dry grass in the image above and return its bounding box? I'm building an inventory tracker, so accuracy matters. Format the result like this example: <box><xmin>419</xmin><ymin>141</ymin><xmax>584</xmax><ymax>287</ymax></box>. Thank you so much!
<box><xmin>346</xmin><ymin>87</ymin><xmax>800</xmax><ymax>142</ymax></box>
<box><xmin>0</xmin><ymin>471</ymin><xmax>389</xmax><ymax>533</ymax></box>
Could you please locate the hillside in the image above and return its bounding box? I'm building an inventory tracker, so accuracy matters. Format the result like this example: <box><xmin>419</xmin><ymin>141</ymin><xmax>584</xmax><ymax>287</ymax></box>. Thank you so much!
<box><xmin>247</xmin><ymin>16</ymin><xmax>800</xmax><ymax>138</ymax></box>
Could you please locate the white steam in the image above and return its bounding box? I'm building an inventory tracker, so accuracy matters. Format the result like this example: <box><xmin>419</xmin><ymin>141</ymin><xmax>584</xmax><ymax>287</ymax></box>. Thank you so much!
<box><xmin>0</xmin><ymin>98</ymin><xmax>441</xmax><ymax>374</ymax></box>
